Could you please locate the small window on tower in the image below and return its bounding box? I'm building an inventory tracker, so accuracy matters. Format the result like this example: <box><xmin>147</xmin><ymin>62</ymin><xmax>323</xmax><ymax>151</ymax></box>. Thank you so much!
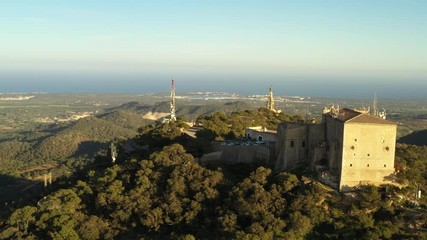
<box><xmin>385</xmin><ymin>147</ymin><xmax>390</xmax><ymax>151</ymax></box>
<box><xmin>350</xmin><ymin>164</ymin><xmax>353</xmax><ymax>167</ymax></box>
<box><xmin>367</xmin><ymin>164</ymin><xmax>370</xmax><ymax>167</ymax></box>
<box><xmin>302</xmin><ymin>141</ymin><xmax>306</xmax><ymax>148</ymax></box>
<box><xmin>355</xmin><ymin>139</ymin><xmax>357</xmax><ymax>142</ymax></box>
<box><xmin>367</xmin><ymin>153</ymin><xmax>370</xmax><ymax>157</ymax></box>
<box><xmin>290</xmin><ymin>140</ymin><xmax>295</xmax><ymax>148</ymax></box>
<box><xmin>350</xmin><ymin>146</ymin><xmax>355</xmax><ymax>150</ymax></box>
<box><xmin>384</xmin><ymin>164</ymin><xmax>387</xmax><ymax>167</ymax></box>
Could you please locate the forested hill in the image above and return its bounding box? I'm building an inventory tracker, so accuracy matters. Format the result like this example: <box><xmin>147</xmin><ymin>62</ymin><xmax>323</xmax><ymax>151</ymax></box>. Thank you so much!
<box><xmin>398</xmin><ymin>129</ymin><xmax>427</xmax><ymax>146</ymax></box>
<box><xmin>109</xmin><ymin>101</ymin><xmax>255</xmax><ymax>120</ymax></box>
<box><xmin>0</xmin><ymin>101</ymin><xmax>255</xmax><ymax>176</ymax></box>
<box><xmin>0</xmin><ymin>117</ymin><xmax>425</xmax><ymax>239</ymax></box>
<box><xmin>176</xmin><ymin>101</ymin><xmax>254</xmax><ymax>120</ymax></box>
<box><xmin>98</xmin><ymin>110</ymin><xmax>150</xmax><ymax>130</ymax></box>
<box><xmin>106</xmin><ymin>101</ymin><xmax>153</xmax><ymax>112</ymax></box>
<box><xmin>0</xmin><ymin>110</ymin><xmax>150</xmax><ymax>175</ymax></box>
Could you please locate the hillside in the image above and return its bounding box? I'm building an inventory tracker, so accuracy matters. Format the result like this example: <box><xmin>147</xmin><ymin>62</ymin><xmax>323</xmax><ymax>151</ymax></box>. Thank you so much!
<box><xmin>0</xmin><ymin>101</ymin><xmax>254</xmax><ymax>175</ymax></box>
<box><xmin>110</xmin><ymin>100</ymin><xmax>255</xmax><ymax>120</ymax></box>
<box><xmin>33</xmin><ymin>116</ymin><xmax>137</xmax><ymax>160</ymax></box>
<box><xmin>1</xmin><ymin>123</ymin><xmax>425</xmax><ymax>239</ymax></box>
<box><xmin>398</xmin><ymin>129</ymin><xmax>427</xmax><ymax>146</ymax></box>
<box><xmin>176</xmin><ymin>101</ymin><xmax>254</xmax><ymax>120</ymax></box>
<box><xmin>98</xmin><ymin>110</ymin><xmax>152</xmax><ymax>129</ymax></box>
<box><xmin>0</xmin><ymin>110</ymin><xmax>147</xmax><ymax>175</ymax></box>
<box><xmin>0</xmin><ymin>107</ymin><xmax>426</xmax><ymax>239</ymax></box>
<box><xmin>106</xmin><ymin>101</ymin><xmax>151</xmax><ymax>113</ymax></box>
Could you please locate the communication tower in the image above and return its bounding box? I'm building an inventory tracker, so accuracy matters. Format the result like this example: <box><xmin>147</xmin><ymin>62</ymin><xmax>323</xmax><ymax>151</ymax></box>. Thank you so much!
<box><xmin>372</xmin><ymin>92</ymin><xmax>378</xmax><ymax>117</ymax></box>
<box><xmin>371</xmin><ymin>93</ymin><xmax>387</xmax><ymax>119</ymax></box>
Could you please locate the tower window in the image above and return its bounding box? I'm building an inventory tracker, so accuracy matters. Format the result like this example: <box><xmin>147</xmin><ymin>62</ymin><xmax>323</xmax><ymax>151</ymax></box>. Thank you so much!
<box><xmin>384</xmin><ymin>164</ymin><xmax>387</xmax><ymax>167</ymax></box>
<box><xmin>290</xmin><ymin>140</ymin><xmax>295</xmax><ymax>148</ymax></box>
<box><xmin>385</xmin><ymin>147</ymin><xmax>390</xmax><ymax>151</ymax></box>
<box><xmin>302</xmin><ymin>141</ymin><xmax>306</xmax><ymax>148</ymax></box>
<box><xmin>354</xmin><ymin>139</ymin><xmax>357</xmax><ymax>142</ymax></box>
<box><xmin>367</xmin><ymin>164</ymin><xmax>370</xmax><ymax>167</ymax></box>
<box><xmin>367</xmin><ymin>153</ymin><xmax>370</xmax><ymax>157</ymax></box>
<box><xmin>350</xmin><ymin>146</ymin><xmax>355</xmax><ymax>150</ymax></box>
<box><xmin>350</xmin><ymin>164</ymin><xmax>353</xmax><ymax>167</ymax></box>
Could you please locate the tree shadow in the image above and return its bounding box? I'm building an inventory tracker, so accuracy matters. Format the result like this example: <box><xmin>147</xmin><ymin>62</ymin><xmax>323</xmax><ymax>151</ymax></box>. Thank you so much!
<box><xmin>73</xmin><ymin>141</ymin><xmax>109</xmax><ymax>158</ymax></box>
<box><xmin>0</xmin><ymin>174</ymin><xmax>46</xmax><ymax>215</ymax></box>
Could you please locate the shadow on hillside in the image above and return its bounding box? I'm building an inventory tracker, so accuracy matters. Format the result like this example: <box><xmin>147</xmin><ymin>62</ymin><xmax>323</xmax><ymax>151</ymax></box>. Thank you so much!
<box><xmin>74</xmin><ymin>141</ymin><xmax>109</xmax><ymax>158</ymax></box>
<box><xmin>398</xmin><ymin>129</ymin><xmax>427</xmax><ymax>146</ymax></box>
<box><xmin>7</xmin><ymin>123</ymin><xmax>73</xmax><ymax>145</ymax></box>
<box><xmin>0</xmin><ymin>174</ymin><xmax>45</xmax><ymax>209</ymax></box>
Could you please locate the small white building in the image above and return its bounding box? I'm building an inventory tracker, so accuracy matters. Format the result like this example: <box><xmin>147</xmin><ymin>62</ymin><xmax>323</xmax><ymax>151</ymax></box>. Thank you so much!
<box><xmin>245</xmin><ymin>126</ymin><xmax>277</xmax><ymax>142</ymax></box>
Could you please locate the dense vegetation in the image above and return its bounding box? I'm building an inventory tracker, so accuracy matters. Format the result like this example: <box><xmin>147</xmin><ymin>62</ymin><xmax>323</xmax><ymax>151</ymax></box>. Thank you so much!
<box><xmin>1</xmin><ymin>143</ymin><xmax>425</xmax><ymax>239</ymax></box>
<box><xmin>395</xmin><ymin>143</ymin><xmax>427</xmax><ymax>206</ymax></box>
<box><xmin>196</xmin><ymin>108</ymin><xmax>303</xmax><ymax>140</ymax></box>
<box><xmin>0</xmin><ymin>100</ymin><xmax>255</xmax><ymax>176</ymax></box>
<box><xmin>111</xmin><ymin>100</ymin><xmax>255</xmax><ymax>121</ymax></box>
<box><xmin>0</xmin><ymin>110</ymin><xmax>148</xmax><ymax>175</ymax></box>
<box><xmin>0</xmin><ymin>107</ymin><xmax>426</xmax><ymax>239</ymax></box>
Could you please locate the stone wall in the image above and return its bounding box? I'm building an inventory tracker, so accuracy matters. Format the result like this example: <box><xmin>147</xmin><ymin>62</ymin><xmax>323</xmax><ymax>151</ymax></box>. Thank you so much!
<box><xmin>339</xmin><ymin>123</ymin><xmax>397</xmax><ymax>190</ymax></box>
<box><xmin>307</xmin><ymin>124</ymin><xmax>326</xmax><ymax>169</ymax></box>
<box><xmin>325</xmin><ymin>116</ymin><xmax>345</xmax><ymax>174</ymax></box>
<box><xmin>275</xmin><ymin>123</ymin><xmax>308</xmax><ymax>171</ymax></box>
<box><xmin>246</xmin><ymin>128</ymin><xmax>277</xmax><ymax>142</ymax></box>
<box><xmin>221</xmin><ymin>145</ymin><xmax>272</xmax><ymax>165</ymax></box>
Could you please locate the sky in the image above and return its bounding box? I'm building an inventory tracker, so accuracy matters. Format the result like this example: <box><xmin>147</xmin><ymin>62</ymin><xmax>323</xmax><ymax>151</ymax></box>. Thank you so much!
<box><xmin>0</xmin><ymin>0</ymin><xmax>426</xmax><ymax>98</ymax></box>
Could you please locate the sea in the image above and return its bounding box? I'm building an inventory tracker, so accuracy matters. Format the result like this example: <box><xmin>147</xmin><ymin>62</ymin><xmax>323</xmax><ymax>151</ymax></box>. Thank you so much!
<box><xmin>0</xmin><ymin>74</ymin><xmax>426</xmax><ymax>99</ymax></box>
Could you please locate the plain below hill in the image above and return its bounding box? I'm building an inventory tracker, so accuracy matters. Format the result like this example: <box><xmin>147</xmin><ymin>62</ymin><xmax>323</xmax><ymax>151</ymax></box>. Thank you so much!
<box><xmin>398</xmin><ymin>129</ymin><xmax>427</xmax><ymax>146</ymax></box>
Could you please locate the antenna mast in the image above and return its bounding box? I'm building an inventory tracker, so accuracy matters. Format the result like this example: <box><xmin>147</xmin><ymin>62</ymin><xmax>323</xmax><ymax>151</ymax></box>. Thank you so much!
<box><xmin>372</xmin><ymin>92</ymin><xmax>378</xmax><ymax>117</ymax></box>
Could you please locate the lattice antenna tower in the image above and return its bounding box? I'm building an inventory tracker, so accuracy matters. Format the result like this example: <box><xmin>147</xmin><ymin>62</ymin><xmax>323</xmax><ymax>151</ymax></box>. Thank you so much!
<box><xmin>372</xmin><ymin>92</ymin><xmax>378</xmax><ymax>117</ymax></box>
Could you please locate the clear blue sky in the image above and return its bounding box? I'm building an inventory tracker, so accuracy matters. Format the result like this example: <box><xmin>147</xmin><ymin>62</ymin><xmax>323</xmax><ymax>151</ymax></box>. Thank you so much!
<box><xmin>0</xmin><ymin>0</ymin><xmax>426</xmax><ymax>97</ymax></box>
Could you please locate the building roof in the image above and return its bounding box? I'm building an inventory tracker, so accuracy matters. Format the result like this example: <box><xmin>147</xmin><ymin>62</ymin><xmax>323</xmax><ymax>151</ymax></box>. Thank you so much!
<box><xmin>326</xmin><ymin>108</ymin><xmax>395</xmax><ymax>125</ymax></box>
<box><xmin>346</xmin><ymin>113</ymin><xmax>395</xmax><ymax>125</ymax></box>
<box><xmin>246</xmin><ymin>126</ymin><xmax>277</xmax><ymax>133</ymax></box>
<box><xmin>332</xmin><ymin>108</ymin><xmax>361</xmax><ymax>122</ymax></box>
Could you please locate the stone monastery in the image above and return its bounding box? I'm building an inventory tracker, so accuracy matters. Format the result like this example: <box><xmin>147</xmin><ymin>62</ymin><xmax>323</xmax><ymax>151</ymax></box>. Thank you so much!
<box><xmin>274</xmin><ymin>106</ymin><xmax>396</xmax><ymax>191</ymax></box>
<box><xmin>171</xmin><ymin>82</ymin><xmax>398</xmax><ymax>191</ymax></box>
<box><xmin>244</xmin><ymin>87</ymin><xmax>397</xmax><ymax>191</ymax></box>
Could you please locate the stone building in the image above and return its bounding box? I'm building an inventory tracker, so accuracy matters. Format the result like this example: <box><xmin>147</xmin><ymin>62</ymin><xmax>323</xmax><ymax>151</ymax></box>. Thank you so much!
<box><xmin>275</xmin><ymin>107</ymin><xmax>397</xmax><ymax>191</ymax></box>
<box><xmin>245</xmin><ymin>126</ymin><xmax>277</xmax><ymax>142</ymax></box>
